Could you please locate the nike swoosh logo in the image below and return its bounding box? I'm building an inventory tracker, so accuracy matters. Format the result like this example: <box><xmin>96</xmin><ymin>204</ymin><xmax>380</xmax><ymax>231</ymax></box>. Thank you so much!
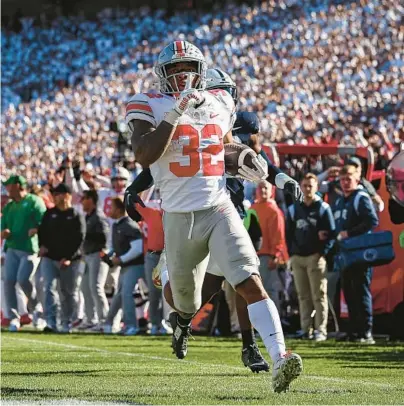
<box><xmin>210</xmin><ymin>113</ymin><xmax>219</xmax><ymax>118</ymax></box>
<box><xmin>268</xmin><ymin>332</ymin><xmax>280</xmax><ymax>337</ymax></box>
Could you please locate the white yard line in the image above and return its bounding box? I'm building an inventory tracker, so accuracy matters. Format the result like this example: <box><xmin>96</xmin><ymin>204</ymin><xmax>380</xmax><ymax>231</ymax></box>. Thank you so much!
<box><xmin>3</xmin><ymin>336</ymin><xmax>399</xmax><ymax>390</ymax></box>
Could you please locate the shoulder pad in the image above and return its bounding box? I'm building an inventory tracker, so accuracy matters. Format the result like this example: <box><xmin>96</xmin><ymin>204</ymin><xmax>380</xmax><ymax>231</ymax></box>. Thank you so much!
<box><xmin>207</xmin><ymin>89</ymin><xmax>235</xmax><ymax>111</ymax></box>
<box><xmin>125</xmin><ymin>93</ymin><xmax>157</xmax><ymax>127</ymax></box>
<box><xmin>234</xmin><ymin>111</ymin><xmax>260</xmax><ymax>135</ymax></box>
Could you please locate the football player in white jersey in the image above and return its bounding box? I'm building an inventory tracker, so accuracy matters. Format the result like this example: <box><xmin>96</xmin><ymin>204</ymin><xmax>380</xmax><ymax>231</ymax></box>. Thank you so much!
<box><xmin>126</xmin><ymin>40</ymin><xmax>302</xmax><ymax>392</ymax></box>
<box><xmin>97</xmin><ymin>167</ymin><xmax>131</xmax><ymax>218</ymax></box>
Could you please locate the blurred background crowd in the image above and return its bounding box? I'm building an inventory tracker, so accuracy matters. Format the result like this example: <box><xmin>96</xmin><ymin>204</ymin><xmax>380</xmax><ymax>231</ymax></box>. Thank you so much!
<box><xmin>1</xmin><ymin>0</ymin><xmax>403</xmax><ymax>339</ymax></box>
<box><xmin>2</xmin><ymin>0</ymin><xmax>403</xmax><ymax>186</ymax></box>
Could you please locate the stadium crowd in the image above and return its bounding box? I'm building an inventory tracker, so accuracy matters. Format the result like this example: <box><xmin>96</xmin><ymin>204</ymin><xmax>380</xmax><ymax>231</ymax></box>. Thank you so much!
<box><xmin>2</xmin><ymin>0</ymin><xmax>403</xmax><ymax>186</ymax></box>
<box><xmin>1</xmin><ymin>0</ymin><xmax>403</xmax><ymax>342</ymax></box>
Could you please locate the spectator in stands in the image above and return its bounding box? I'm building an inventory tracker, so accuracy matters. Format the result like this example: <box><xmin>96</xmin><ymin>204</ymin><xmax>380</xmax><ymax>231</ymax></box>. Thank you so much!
<box><xmin>319</xmin><ymin>157</ymin><xmax>384</xmax><ymax>211</ymax></box>
<box><xmin>1</xmin><ymin>1</ymin><xmax>402</xmax><ymax>187</ymax></box>
<box><xmin>1</xmin><ymin>175</ymin><xmax>46</xmax><ymax>331</ymax></box>
<box><xmin>80</xmin><ymin>189</ymin><xmax>110</xmax><ymax>331</ymax></box>
<box><xmin>135</xmin><ymin>189</ymin><xmax>170</xmax><ymax>335</ymax></box>
<box><xmin>251</xmin><ymin>180</ymin><xmax>288</xmax><ymax>311</ymax></box>
<box><xmin>286</xmin><ymin>173</ymin><xmax>335</xmax><ymax>341</ymax></box>
<box><xmin>38</xmin><ymin>183</ymin><xmax>86</xmax><ymax>333</ymax></box>
<box><xmin>346</xmin><ymin>157</ymin><xmax>385</xmax><ymax>213</ymax></box>
<box><xmin>104</xmin><ymin>197</ymin><xmax>144</xmax><ymax>336</ymax></box>
<box><xmin>31</xmin><ymin>184</ymin><xmax>54</xmax><ymax>209</ymax></box>
<box><xmin>333</xmin><ymin>165</ymin><xmax>379</xmax><ymax>344</ymax></box>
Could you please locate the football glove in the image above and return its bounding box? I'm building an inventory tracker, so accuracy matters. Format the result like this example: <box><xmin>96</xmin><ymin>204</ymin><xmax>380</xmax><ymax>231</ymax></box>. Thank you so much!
<box><xmin>124</xmin><ymin>184</ymin><xmax>146</xmax><ymax>222</ymax></box>
<box><xmin>174</xmin><ymin>88</ymin><xmax>205</xmax><ymax>115</ymax></box>
<box><xmin>275</xmin><ymin>173</ymin><xmax>304</xmax><ymax>203</ymax></box>
<box><xmin>237</xmin><ymin>150</ymin><xmax>268</xmax><ymax>183</ymax></box>
<box><xmin>165</xmin><ymin>76</ymin><xmax>205</xmax><ymax>125</ymax></box>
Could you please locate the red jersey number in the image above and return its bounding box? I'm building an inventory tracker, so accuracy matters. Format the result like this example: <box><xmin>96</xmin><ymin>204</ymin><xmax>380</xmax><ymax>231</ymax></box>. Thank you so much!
<box><xmin>169</xmin><ymin>124</ymin><xmax>224</xmax><ymax>178</ymax></box>
<box><xmin>103</xmin><ymin>197</ymin><xmax>113</xmax><ymax>217</ymax></box>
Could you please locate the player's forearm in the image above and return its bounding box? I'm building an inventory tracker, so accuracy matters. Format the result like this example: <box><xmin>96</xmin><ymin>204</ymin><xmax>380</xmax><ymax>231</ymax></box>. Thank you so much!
<box><xmin>130</xmin><ymin>169</ymin><xmax>154</xmax><ymax>194</ymax></box>
<box><xmin>258</xmin><ymin>150</ymin><xmax>282</xmax><ymax>185</ymax></box>
<box><xmin>131</xmin><ymin>121</ymin><xmax>176</xmax><ymax>167</ymax></box>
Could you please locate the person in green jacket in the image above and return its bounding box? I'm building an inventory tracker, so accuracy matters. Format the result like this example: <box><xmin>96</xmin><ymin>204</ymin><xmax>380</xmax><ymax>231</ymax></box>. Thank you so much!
<box><xmin>1</xmin><ymin>175</ymin><xmax>46</xmax><ymax>331</ymax></box>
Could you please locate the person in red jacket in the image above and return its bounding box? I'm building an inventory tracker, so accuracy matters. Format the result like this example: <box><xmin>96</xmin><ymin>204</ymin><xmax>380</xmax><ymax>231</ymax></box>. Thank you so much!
<box><xmin>252</xmin><ymin>180</ymin><xmax>289</xmax><ymax>311</ymax></box>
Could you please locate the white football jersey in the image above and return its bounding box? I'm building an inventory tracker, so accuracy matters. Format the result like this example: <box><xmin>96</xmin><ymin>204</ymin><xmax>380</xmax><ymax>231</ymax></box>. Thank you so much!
<box><xmin>126</xmin><ymin>90</ymin><xmax>236</xmax><ymax>212</ymax></box>
<box><xmin>98</xmin><ymin>188</ymin><xmax>123</xmax><ymax>218</ymax></box>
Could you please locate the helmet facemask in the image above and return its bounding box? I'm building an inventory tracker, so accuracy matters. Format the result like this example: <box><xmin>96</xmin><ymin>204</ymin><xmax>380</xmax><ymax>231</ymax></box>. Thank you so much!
<box><xmin>156</xmin><ymin>61</ymin><xmax>207</xmax><ymax>94</ymax></box>
<box><xmin>218</xmin><ymin>86</ymin><xmax>238</xmax><ymax>105</ymax></box>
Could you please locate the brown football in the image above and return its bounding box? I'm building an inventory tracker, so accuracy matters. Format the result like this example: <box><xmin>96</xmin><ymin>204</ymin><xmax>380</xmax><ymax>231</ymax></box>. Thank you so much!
<box><xmin>224</xmin><ymin>143</ymin><xmax>254</xmax><ymax>176</ymax></box>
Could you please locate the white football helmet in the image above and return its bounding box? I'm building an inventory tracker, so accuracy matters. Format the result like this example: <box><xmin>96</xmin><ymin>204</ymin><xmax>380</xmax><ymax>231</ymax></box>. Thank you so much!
<box><xmin>206</xmin><ymin>68</ymin><xmax>238</xmax><ymax>104</ymax></box>
<box><xmin>154</xmin><ymin>41</ymin><xmax>207</xmax><ymax>94</ymax></box>
<box><xmin>111</xmin><ymin>166</ymin><xmax>130</xmax><ymax>181</ymax></box>
<box><xmin>111</xmin><ymin>166</ymin><xmax>131</xmax><ymax>193</ymax></box>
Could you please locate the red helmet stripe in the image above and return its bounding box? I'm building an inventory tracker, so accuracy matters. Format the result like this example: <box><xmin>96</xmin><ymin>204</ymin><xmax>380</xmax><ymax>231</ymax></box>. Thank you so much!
<box><xmin>175</xmin><ymin>41</ymin><xmax>183</xmax><ymax>54</ymax></box>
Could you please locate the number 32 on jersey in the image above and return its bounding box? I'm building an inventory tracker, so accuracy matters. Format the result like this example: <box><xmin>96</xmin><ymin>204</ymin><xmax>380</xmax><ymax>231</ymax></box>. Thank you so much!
<box><xmin>169</xmin><ymin>124</ymin><xmax>224</xmax><ymax>177</ymax></box>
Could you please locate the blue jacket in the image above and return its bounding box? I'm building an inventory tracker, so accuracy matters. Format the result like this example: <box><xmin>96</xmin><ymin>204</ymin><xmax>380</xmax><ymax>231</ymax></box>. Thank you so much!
<box><xmin>286</xmin><ymin>196</ymin><xmax>335</xmax><ymax>257</ymax></box>
<box><xmin>332</xmin><ymin>189</ymin><xmax>379</xmax><ymax>237</ymax></box>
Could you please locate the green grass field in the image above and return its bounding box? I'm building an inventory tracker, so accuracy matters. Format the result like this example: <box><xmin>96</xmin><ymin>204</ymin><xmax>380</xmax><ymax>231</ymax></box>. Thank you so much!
<box><xmin>1</xmin><ymin>332</ymin><xmax>403</xmax><ymax>405</ymax></box>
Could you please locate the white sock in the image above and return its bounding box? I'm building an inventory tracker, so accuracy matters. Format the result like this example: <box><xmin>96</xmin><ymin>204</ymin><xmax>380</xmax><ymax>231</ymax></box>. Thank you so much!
<box><xmin>161</xmin><ymin>266</ymin><xmax>170</xmax><ymax>289</ymax></box>
<box><xmin>247</xmin><ymin>298</ymin><xmax>286</xmax><ymax>363</ymax></box>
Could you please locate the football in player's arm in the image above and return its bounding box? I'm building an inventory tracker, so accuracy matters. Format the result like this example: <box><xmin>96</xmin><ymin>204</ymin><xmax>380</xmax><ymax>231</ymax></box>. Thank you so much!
<box><xmin>125</xmin><ymin>112</ymin><xmax>303</xmax><ymax>219</ymax></box>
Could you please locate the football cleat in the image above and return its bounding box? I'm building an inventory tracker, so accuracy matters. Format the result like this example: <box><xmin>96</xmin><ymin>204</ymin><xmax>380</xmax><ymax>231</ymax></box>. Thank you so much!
<box><xmin>272</xmin><ymin>352</ymin><xmax>303</xmax><ymax>393</ymax></box>
<box><xmin>169</xmin><ymin>312</ymin><xmax>191</xmax><ymax>359</ymax></box>
<box><xmin>241</xmin><ymin>344</ymin><xmax>270</xmax><ymax>373</ymax></box>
